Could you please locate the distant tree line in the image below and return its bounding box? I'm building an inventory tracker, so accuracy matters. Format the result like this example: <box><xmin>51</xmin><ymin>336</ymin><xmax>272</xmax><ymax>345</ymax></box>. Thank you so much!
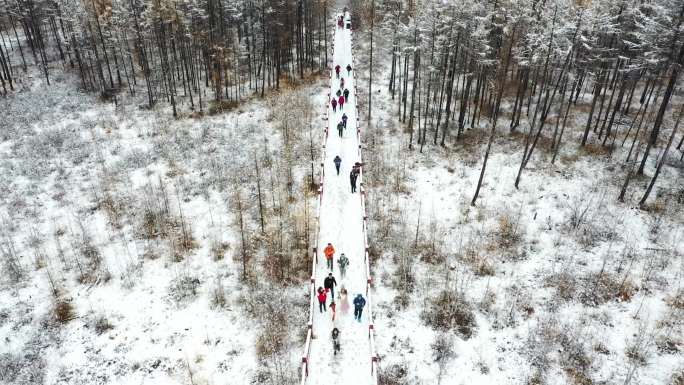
<box><xmin>0</xmin><ymin>0</ymin><xmax>331</xmax><ymax>115</ymax></box>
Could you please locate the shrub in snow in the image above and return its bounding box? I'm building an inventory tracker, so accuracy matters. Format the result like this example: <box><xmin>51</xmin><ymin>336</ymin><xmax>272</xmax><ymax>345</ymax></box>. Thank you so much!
<box><xmin>210</xmin><ymin>278</ymin><xmax>227</xmax><ymax>309</ymax></box>
<box><xmin>422</xmin><ymin>290</ymin><xmax>476</xmax><ymax>339</ymax></box>
<box><xmin>545</xmin><ymin>271</ymin><xmax>578</xmax><ymax>302</ymax></box>
<box><xmin>0</xmin><ymin>248</ymin><xmax>23</xmax><ymax>284</ymax></box>
<box><xmin>578</xmin><ymin>271</ymin><xmax>636</xmax><ymax>306</ymax></box>
<box><xmin>167</xmin><ymin>276</ymin><xmax>201</xmax><ymax>304</ymax></box>
<box><xmin>525</xmin><ymin>317</ymin><xmax>593</xmax><ymax>382</ymax></box>
<box><xmin>378</xmin><ymin>362</ymin><xmax>409</xmax><ymax>385</ymax></box>
<box><xmin>54</xmin><ymin>300</ymin><xmax>76</xmax><ymax>324</ymax></box>
<box><xmin>85</xmin><ymin>311</ymin><xmax>114</xmax><ymax>335</ymax></box>
<box><xmin>671</xmin><ymin>368</ymin><xmax>684</xmax><ymax>385</ymax></box>
<box><xmin>76</xmin><ymin>240</ymin><xmax>108</xmax><ymax>285</ymax></box>
<box><xmin>497</xmin><ymin>213</ymin><xmax>522</xmax><ymax>249</ymax></box>
<box><xmin>431</xmin><ymin>333</ymin><xmax>455</xmax><ymax>383</ymax></box>
<box><xmin>667</xmin><ymin>289</ymin><xmax>684</xmax><ymax>310</ymax></box>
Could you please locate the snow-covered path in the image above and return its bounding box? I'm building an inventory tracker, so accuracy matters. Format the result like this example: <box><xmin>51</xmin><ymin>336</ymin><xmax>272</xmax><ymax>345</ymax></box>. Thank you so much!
<box><xmin>305</xmin><ymin>11</ymin><xmax>374</xmax><ymax>385</ymax></box>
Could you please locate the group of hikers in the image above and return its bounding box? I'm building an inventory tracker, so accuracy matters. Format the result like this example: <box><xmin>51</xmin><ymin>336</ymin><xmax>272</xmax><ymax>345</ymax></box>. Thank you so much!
<box><xmin>331</xmin><ymin>64</ymin><xmax>352</xmax><ymax>114</ymax></box>
<box><xmin>320</xmin><ymin>10</ymin><xmax>367</xmax><ymax>358</ymax></box>
<box><xmin>333</xmin><ymin>156</ymin><xmax>362</xmax><ymax>193</ymax></box>
<box><xmin>319</xmin><ymin>241</ymin><xmax>368</xmax><ymax>355</ymax></box>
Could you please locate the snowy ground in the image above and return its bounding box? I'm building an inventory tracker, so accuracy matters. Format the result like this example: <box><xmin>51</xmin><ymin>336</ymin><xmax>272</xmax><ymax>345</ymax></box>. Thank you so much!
<box><xmin>0</xmin><ymin>60</ymin><xmax>321</xmax><ymax>384</ymax></box>
<box><xmin>349</xmin><ymin>32</ymin><xmax>684</xmax><ymax>384</ymax></box>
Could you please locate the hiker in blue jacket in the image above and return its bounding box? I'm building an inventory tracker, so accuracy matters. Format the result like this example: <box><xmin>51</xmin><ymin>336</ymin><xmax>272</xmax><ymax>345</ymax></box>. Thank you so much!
<box><xmin>353</xmin><ymin>294</ymin><xmax>366</xmax><ymax>322</ymax></box>
<box><xmin>342</xmin><ymin>113</ymin><xmax>348</xmax><ymax>128</ymax></box>
<box><xmin>334</xmin><ymin>155</ymin><xmax>342</xmax><ymax>175</ymax></box>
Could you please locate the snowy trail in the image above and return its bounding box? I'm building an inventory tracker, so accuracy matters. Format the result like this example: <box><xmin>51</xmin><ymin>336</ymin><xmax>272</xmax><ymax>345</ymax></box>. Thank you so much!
<box><xmin>305</xmin><ymin>11</ymin><xmax>374</xmax><ymax>385</ymax></box>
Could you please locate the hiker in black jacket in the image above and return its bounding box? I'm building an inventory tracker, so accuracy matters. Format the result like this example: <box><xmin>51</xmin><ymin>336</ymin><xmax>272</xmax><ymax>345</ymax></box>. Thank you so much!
<box><xmin>334</xmin><ymin>155</ymin><xmax>342</xmax><ymax>175</ymax></box>
<box><xmin>324</xmin><ymin>273</ymin><xmax>337</xmax><ymax>299</ymax></box>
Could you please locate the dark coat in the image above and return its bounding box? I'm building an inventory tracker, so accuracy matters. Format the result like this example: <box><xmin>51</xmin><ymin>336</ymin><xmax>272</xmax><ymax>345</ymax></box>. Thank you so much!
<box><xmin>334</xmin><ymin>156</ymin><xmax>342</xmax><ymax>166</ymax></box>
<box><xmin>353</xmin><ymin>295</ymin><xmax>366</xmax><ymax>308</ymax></box>
<box><xmin>324</xmin><ymin>276</ymin><xmax>337</xmax><ymax>289</ymax></box>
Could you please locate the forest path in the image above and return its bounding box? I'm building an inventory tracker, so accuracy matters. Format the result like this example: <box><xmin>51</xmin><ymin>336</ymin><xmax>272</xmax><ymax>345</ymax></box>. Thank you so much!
<box><xmin>305</xmin><ymin>10</ymin><xmax>373</xmax><ymax>385</ymax></box>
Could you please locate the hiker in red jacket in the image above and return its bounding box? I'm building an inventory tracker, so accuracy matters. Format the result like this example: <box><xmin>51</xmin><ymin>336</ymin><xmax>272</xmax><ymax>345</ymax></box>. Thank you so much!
<box><xmin>317</xmin><ymin>287</ymin><xmax>327</xmax><ymax>313</ymax></box>
<box><xmin>338</xmin><ymin>95</ymin><xmax>345</xmax><ymax>110</ymax></box>
<box><xmin>331</xmin><ymin>98</ymin><xmax>337</xmax><ymax>112</ymax></box>
<box><xmin>335</xmin><ymin>64</ymin><xmax>341</xmax><ymax>79</ymax></box>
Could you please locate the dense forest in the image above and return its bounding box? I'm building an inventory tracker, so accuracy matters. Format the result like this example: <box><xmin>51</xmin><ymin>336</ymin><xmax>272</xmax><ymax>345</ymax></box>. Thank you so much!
<box><xmin>0</xmin><ymin>0</ymin><xmax>331</xmax><ymax>114</ymax></box>
<box><xmin>2</xmin><ymin>0</ymin><xmax>680</xmax><ymax>203</ymax></box>
<box><xmin>348</xmin><ymin>0</ymin><xmax>683</xmax><ymax>205</ymax></box>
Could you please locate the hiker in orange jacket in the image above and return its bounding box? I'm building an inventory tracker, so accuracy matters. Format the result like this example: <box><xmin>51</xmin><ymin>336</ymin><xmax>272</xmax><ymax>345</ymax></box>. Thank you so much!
<box><xmin>324</xmin><ymin>243</ymin><xmax>335</xmax><ymax>270</ymax></box>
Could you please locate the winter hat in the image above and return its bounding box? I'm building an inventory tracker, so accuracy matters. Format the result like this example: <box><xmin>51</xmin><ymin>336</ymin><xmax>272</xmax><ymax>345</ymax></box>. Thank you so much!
<box><xmin>328</xmin><ymin>273</ymin><xmax>333</xmax><ymax>276</ymax></box>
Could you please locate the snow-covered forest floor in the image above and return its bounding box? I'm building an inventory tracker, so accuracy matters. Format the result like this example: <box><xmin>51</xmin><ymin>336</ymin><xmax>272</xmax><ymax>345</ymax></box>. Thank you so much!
<box><xmin>350</xmin><ymin>26</ymin><xmax>684</xmax><ymax>385</ymax></box>
<box><xmin>0</xmin><ymin>66</ymin><xmax>327</xmax><ymax>384</ymax></box>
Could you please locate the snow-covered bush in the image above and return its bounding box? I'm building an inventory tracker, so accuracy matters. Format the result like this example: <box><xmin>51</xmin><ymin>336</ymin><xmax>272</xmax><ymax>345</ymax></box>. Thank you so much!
<box><xmin>378</xmin><ymin>362</ymin><xmax>410</xmax><ymax>385</ymax></box>
<box><xmin>422</xmin><ymin>290</ymin><xmax>476</xmax><ymax>339</ymax></box>
<box><xmin>76</xmin><ymin>239</ymin><xmax>108</xmax><ymax>285</ymax></box>
<box><xmin>431</xmin><ymin>332</ymin><xmax>456</xmax><ymax>383</ymax></box>
<box><xmin>578</xmin><ymin>271</ymin><xmax>636</xmax><ymax>306</ymax></box>
<box><xmin>167</xmin><ymin>276</ymin><xmax>201</xmax><ymax>304</ymax></box>
<box><xmin>54</xmin><ymin>300</ymin><xmax>76</xmax><ymax>324</ymax></box>
<box><xmin>209</xmin><ymin>277</ymin><xmax>227</xmax><ymax>309</ymax></box>
<box><xmin>90</xmin><ymin>314</ymin><xmax>114</xmax><ymax>335</ymax></box>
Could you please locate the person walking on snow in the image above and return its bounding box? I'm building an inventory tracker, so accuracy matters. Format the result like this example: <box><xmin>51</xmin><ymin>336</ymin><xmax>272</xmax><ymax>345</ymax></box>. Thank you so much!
<box><xmin>343</xmin><ymin>88</ymin><xmax>350</xmax><ymax>101</ymax></box>
<box><xmin>331</xmin><ymin>98</ymin><xmax>337</xmax><ymax>112</ymax></box>
<box><xmin>324</xmin><ymin>243</ymin><xmax>335</xmax><ymax>270</ymax></box>
<box><xmin>353</xmin><ymin>294</ymin><xmax>366</xmax><ymax>322</ymax></box>
<box><xmin>334</xmin><ymin>155</ymin><xmax>342</xmax><ymax>175</ymax></box>
<box><xmin>339</xmin><ymin>287</ymin><xmax>350</xmax><ymax>314</ymax></box>
<box><xmin>335</xmin><ymin>64</ymin><xmax>341</xmax><ymax>78</ymax></box>
<box><xmin>324</xmin><ymin>272</ymin><xmax>337</xmax><ymax>299</ymax></box>
<box><xmin>330</xmin><ymin>301</ymin><xmax>337</xmax><ymax>321</ymax></box>
<box><xmin>318</xmin><ymin>288</ymin><xmax>327</xmax><ymax>313</ymax></box>
<box><xmin>336</xmin><ymin>89</ymin><xmax>342</xmax><ymax>97</ymax></box>
<box><xmin>342</xmin><ymin>113</ymin><xmax>348</xmax><ymax>128</ymax></box>
<box><xmin>331</xmin><ymin>327</ymin><xmax>341</xmax><ymax>355</ymax></box>
<box><xmin>352</xmin><ymin>162</ymin><xmax>362</xmax><ymax>177</ymax></box>
<box><xmin>350</xmin><ymin>170</ymin><xmax>357</xmax><ymax>193</ymax></box>
<box><xmin>338</xmin><ymin>95</ymin><xmax>345</xmax><ymax>110</ymax></box>
<box><xmin>340</xmin><ymin>78</ymin><xmax>345</xmax><ymax>89</ymax></box>
<box><xmin>337</xmin><ymin>121</ymin><xmax>344</xmax><ymax>138</ymax></box>
<box><xmin>346</xmin><ymin>64</ymin><xmax>352</xmax><ymax>75</ymax></box>
<box><xmin>337</xmin><ymin>253</ymin><xmax>349</xmax><ymax>278</ymax></box>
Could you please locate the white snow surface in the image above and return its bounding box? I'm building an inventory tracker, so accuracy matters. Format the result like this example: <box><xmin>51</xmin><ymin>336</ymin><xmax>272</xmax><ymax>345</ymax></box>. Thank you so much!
<box><xmin>305</xmin><ymin>12</ymin><xmax>375</xmax><ymax>385</ymax></box>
